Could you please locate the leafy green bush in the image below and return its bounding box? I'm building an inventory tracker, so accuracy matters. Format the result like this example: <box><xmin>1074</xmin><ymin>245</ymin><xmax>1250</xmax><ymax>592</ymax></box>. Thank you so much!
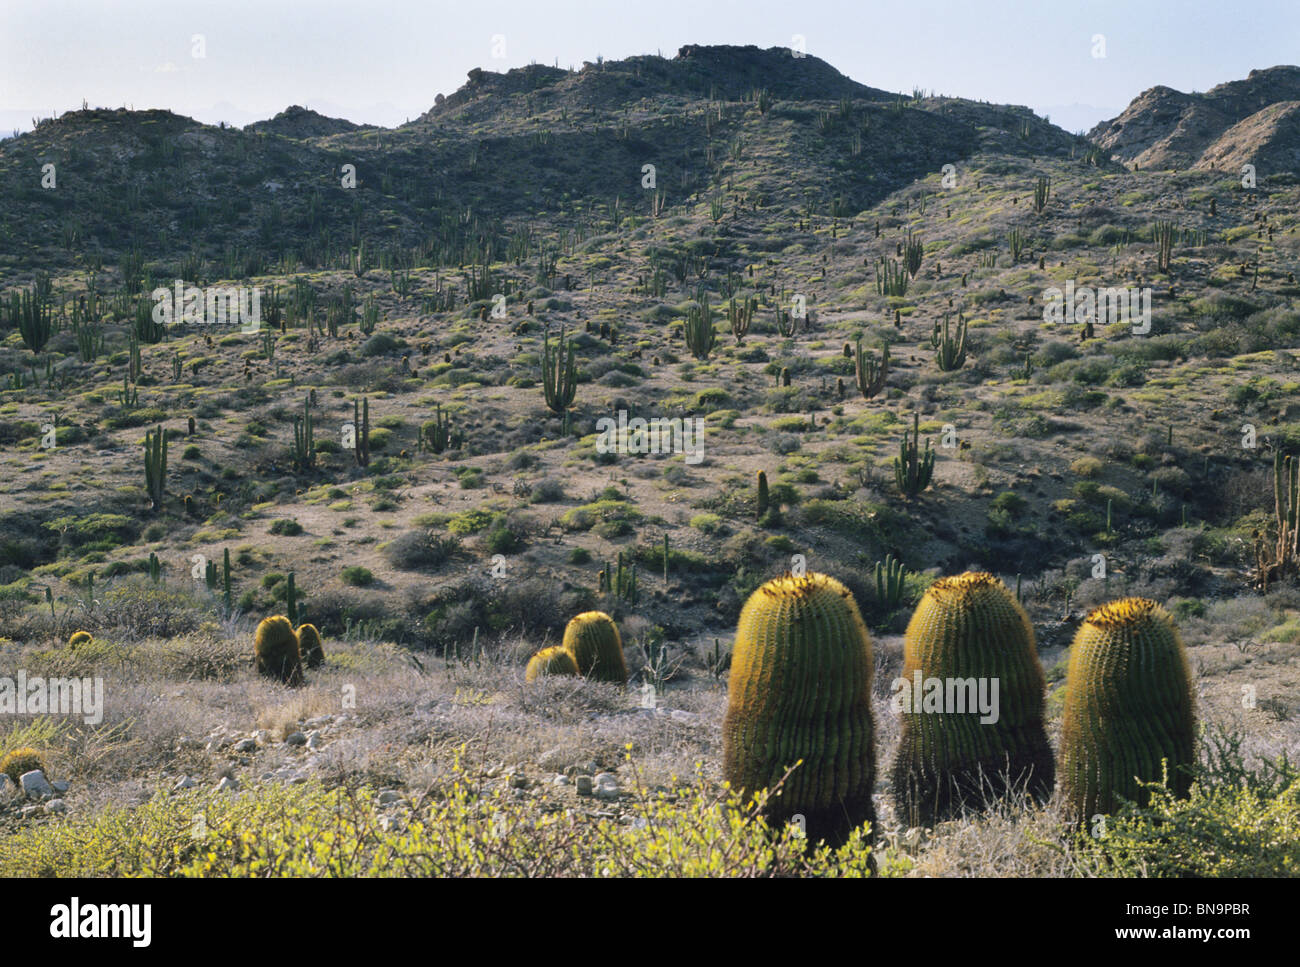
<box><xmin>341</xmin><ymin>566</ymin><xmax>375</xmax><ymax>587</ymax></box>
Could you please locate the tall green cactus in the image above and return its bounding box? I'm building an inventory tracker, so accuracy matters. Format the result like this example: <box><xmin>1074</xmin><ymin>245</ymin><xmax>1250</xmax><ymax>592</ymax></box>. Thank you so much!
<box><xmin>728</xmin><ymin>295</ymin><xmax>757</xmax><ymax>344</ymax></box>
<box><xmin>874</xmin><ymin>553</ymin><xmax>907</xmax><ymax>610</ymax></box>
<box><xmin>684</xmin><ymin>293</ymin><xmax>717</xmax><ymax>360</ymax></box>
<box><xmin>144</xmin><ymin>424</ymin><xmax>168</xmax><ymax>512</ymax></box>
<box><xmin>7</xmin><ymin>286</ymin><xmax>53</xmax><ymax>353</ymax></box>
<box><xmin>875</xmin><ymin>257</ymin><xmax>909</xmax><ymax>297</ymax></box>
<box><xmin>562</xmin><ymin>611</ymin><xmax>627</xmax><ymax>684</ymax></box>
<box><xmin>1032</xmin><ymin>175</ymin><xmax>1050</xmax><ymax>214</ymax></box>
<box><xmin>293</xmin><ymin>394</ymin><xmax>315</xmax><ymax>470</ymax></box>
<box><xmin>542</xmin><ymin>326</ymin><xmax>577</xmax><ymax>414</ymax></box>
<box><xmin>723</xmin><ymin>572</ymin><xmax>876</xmax><ymax>848</ymax></box>
<box><xmin>903</xmin><ymin>230</ymin><xmax>924</xmax><ymax>278</ymax></box>
<box><xmin>894</xmin><ymin>413</ymin><xmax>934</xmax><ymax>498</ymax></box>
<box><xmin>853</xmin><ymin>335</ymin><xmax>889</xmax><ymax>400</ymax></box>
<box><xmin>353</xmin><ymin>397</ymin><xmax>370</xmax><ymax>467</ymax></box>
<box><xmin>1059</xmin><ymin>598</ymin><xmax>1196</xmax><ymax>824</ymax></box>
<box><xmin>285</xmin><ymin>571</ymin><xmax>299</xmax><ymax>627</ymax></box>
<box><xmin>1152</xmin><ymin>220</ymin><xmax>1175</xmax><ymax>273</ymax></box>
<box><xmin>756</xmin><ymin>470</ymin><xmax>769</xmax><ymax>519</ymax></box>
<box><xmin>890</xmin><ymin>572</ymin><xmax>1054</xmax><ymax>827</ymax></box>
<box><xmin>931</xmin><ymin>312</ymin><xmax>967</xmax><ymax>371</ymax></box>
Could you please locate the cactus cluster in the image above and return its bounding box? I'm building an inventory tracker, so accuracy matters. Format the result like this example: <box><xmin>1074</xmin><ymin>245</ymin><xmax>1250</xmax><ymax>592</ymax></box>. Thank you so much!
<box><xmin>930</xmin><ymin>312</ymin><xmax>967</xmax><ymax>371</ymax></box>
<box><xmin>254</xmin><ymin>615</ymin><xmax>304</xmax><ymax>686</ymax></box>
<box><xmin>542</xmin><ymin>326</ymin><xmax>577</xmax><ymax>414</ymax></box>
<box><xmin>1058</xmin><ymin>598</ymin><xmax>1195</xmax><ymax>824</ymax></box>
<box><xmin>890</xmin><ymin>572</ymin><xmax>1054</xmax><ymax>827</ymax></box>
<box><xmin>894</xmin><ymin>413</ymin><xmax>935</xmax><ymax>498</ymax></box>
<box><xmin>723</xmin><ymin>573</ymin><xmax>876</xmax><ymax>848</ymax></box>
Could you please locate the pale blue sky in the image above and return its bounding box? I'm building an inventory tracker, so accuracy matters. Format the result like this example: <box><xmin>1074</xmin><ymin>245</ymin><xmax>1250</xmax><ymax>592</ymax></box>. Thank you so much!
<box><xmin>2</xmin><ymin>0</ymin><xmax>1295</xmax><ymax>136</ymax></box>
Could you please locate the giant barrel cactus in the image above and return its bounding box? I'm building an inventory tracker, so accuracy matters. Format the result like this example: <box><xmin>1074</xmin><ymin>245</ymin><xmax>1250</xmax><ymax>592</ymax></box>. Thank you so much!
<box><xmin>296</xmin><ymin>623</ymin><xmax>325</xmax><ymax>669</ymax></box>
<box><xmin>255</xmin><ymin>615</ymin><xmax>304</xmax><ymax>686</ymax></box>
<box><xmin>722</xmin><ymin>572</ymin><xmax>876</xmax><ymax>848</ymax></box>
<box><xmin>1059</xmin><ymin>598</ymin><xmax>1196</xmax><ymax>824</ymax></box>
<box><xmin>562</xmin><ymin>611</ymin><xmax>627</xmax><ymax>684</ymax></box>
<box><xmin>890</xmin><ymin>572</ymin><xmax>1054</xmax><ymax>827</ymax></box>
<box><xmin>525</xmin><ymin>645</ymin><xmax>580</xmax><ymax>682</ymax></box>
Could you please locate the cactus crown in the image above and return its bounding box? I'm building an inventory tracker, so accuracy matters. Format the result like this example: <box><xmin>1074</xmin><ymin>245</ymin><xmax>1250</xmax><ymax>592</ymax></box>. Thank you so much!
<box><xmin>1082</xmin><ymin>596</ymin><xmax>1162</xmax><ymax>628</ymax></box>
<box><xmin>525</xmin><ymin>645</ymin><xmax>580</xmax><ymax>682</ymax></box>
<box><xmin>1</xmin><ymin>747</ymin><xmax>46</xmax><ymax>784</ymax></box>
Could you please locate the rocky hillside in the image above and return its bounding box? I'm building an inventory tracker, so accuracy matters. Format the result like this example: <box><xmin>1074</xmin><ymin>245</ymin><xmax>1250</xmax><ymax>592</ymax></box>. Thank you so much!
<box><xmin>1088</xmin><ymin>65</ymin><xmax>1300</xmax><ymax>174</ymax></box>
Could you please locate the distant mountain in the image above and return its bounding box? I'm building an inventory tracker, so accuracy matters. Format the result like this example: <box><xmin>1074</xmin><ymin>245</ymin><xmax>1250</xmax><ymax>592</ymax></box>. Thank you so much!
<box><xmin>1088</xmin><ymin>65</ymin><xmax>1300</xmax><ymax>174</ymax></box>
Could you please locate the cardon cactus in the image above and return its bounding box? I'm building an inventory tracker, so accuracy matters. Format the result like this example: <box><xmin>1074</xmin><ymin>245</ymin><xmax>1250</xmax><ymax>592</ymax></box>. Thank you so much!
<box><xmin>561</xmin><ymin>612</ymin><xmax>627</xmax><ymax>684</ymax></box>
<box><xmin>722</xmin><ymin>573</ymin><xmax>876</xmax><ymax>848</ymax></box>
<box><xmin>68</xmin><ymin>631</ymin><xmax>93</xmax><ymax>649</ymax></box>
<box><xmin>525</xmin><ymin>646</ymin><xmax>580</xmax><ymax>682</ymax></box>
<box><xmin>296</xmin><ymin>623</ymin><xmax>324</xmax><ymax>669</ymax></box>
<box><xmin>255</xmin><ymin>615</ymin><xmax>304</xmax><ymax>686</ymax></box>
<box><xmin>1059</xmin><ymin>598</ymin><xmax>1196</xmax><ymax>824</ymax></box>
<box><xmin>1</xmin><ymin>747</ymin><xmax>46</xmax><ymax>785</ymax></box>
<box><xmin>890</xmin><ymin>572</ymin><xmax>1054</xmax><ymax>827</ymax></box>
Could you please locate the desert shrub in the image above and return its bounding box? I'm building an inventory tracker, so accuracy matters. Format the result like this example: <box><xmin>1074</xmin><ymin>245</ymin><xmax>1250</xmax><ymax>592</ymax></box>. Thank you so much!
<box><xmin>268</xmin><ymin>519</ymin><xmax>303</xmax><ymax>536</ymax></box>
<box><xmin>383</xmin><ymin>530</ymin><xmax>462</xmax><ymax>571</ymax></box>
<box><xmin>341</xmin><ymin>566</ymin><xmax>375</xmax><ymax>587</ymax></box>
<box><xmin>94</xmin><ymin>582</ymin><xmax>204</xmax><ymax>640</ymax></box>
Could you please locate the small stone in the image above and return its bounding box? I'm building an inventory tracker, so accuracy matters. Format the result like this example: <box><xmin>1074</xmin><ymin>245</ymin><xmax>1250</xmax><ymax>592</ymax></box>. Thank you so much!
<box><xmin>217</xmin><ymin>776</ymin><xmax>239</xmax><ymax>792</ymax></box>
<box><xmin>377</xmin><ymin>790</ymin><xmax>401</xmax><ymax>805</ymax></box>
<box><xmin>20</xmin><ymin>770</ymin><xmax>54</xmax><ymax>799</ymax></box>
<box><xmin>305</xmin><ymin>731</ymin><xmax>322</xmax><ymax>751</ymax></box>
<box><xmin>510</xmin><ymin>774</ymin><xmax>529</xmax><ymax>789</ymax></box>
<box><xmin>284</xmin><ymin>731</ymin><xmax>307</xmax><ymax>746</ymax></box>
<box><xmin>252</xmin><ymin>730</ymin><xmax>271</xmax><ymax>746</ymax></box>
<box><xmin>579</xmin><ymin>760</ymin><xmax>598</xmax><ymax>775</ymax></box>
<box><xmin>594</xmin><ymin>785</ymin><xmax>621</xmax><ymax>801</ymax></box>
<box><xmin>51</xmin><ymin>780</ymin><xmax>70</xmax><ymax>793</ymax></box>
<box><xmin>233</xmin><ymin>738</ymin><xmax>257</xmax><ymax>753</ymax></box>
<box><xmin>45</xmin><ymin>799</ymin><xmax>68</xmax><ymax>815</ymax></box>
<box><xmin>593</xmin><ymin>772</ymin><xmax>619</xmax><ymax>788</ymax></box>
<box><xmin>485</xmin><ymin>764</ymin><xmax>502</xmax><ymax>779</ymax></box>
<box><xmin>0</xmin><ymin>774</ymin><xmax>16</xmax><ymax>799</ymax></box>
<box><xmin>304</xmin><ymin>716</ymin><xmax>331</xmax><ymax>729</ymax></box>
<box><xmin>552</xmin><ymin>774</ymin><xmax>571</xmax><ymax>786</ymax></box>
<box><xmin>289</xmin><ymin>775</ymin><xmax>308</xmax><ymax>785</ymax></box>
<box><xmin>575</xmin><ymin>776</ymin><xmax>594</xmax><ymax>797</ymax></box>
<box><xmin>20</xmin><ymin>805</ymin><xmax>43</xmax><ymax>819</ymax></box>
<box><xmin>173</xmin><ymin>776</ymin><xmax>198</xmax><ymax>791</ymax></box>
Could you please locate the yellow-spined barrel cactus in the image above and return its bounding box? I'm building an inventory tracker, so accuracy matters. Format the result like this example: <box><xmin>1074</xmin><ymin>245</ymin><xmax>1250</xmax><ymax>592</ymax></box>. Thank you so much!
<box><xmin>1059</xmin><ymin>598</ymin><xmax>1196</xmax><ymax>824</ymax></box>
<box><xmin>562</xmin><ymin>611</ymin><xmax>627</xmax><ymax>684</ymax></box>
<box><xmin>890</xmin><ymin>572</ymin><xmax>1054</xmax><ymax>827</ymax></box>
<box><xmin>722</xmin><ymin>573</ymin><xmax>876</xmax><ymax>848</ymax></box>
<box><xmin>296</xmin><ymin>623</ymin><xmax>324</xmax><ymax>669</ymax></box>
<box><xmin>68</xmin><ymin>631</ymin><xmax>93</xmax><ymax>649</ymax></box>
<box><xmin>255</xmin><ymin>615</ymin><xmax>304</xmax><ymax>686</ymax></box>
<box><xmin>525</xmin><ymin>646</ymin><xmax>580</xmax><ymax>682</ymax></box>
<box><xmin>1</xmin><ymin>747</ymin><xmax>46</xmax><ymax>785</ymax></box>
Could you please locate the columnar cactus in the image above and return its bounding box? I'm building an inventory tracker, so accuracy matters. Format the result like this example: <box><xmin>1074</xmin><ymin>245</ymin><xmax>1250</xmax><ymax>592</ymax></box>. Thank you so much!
<box><xmin>296</xmin><ymin>623</ymin><xmax>324</xmax><ymax>669</ymax></box>
<box><xmin>890</xmin><ymin>572</ymin><xmax>1054</xmax><ymax>827</ymax></box>
<box><xmin>1059</xmin><ymin>598</ymin><xmax>1196</xmax><ymax>824</ymax></box>
<box><xmin>562</xmin><ymin>611</ymin><xmax>628</xmax><ymax>684</ymax></box>
<box><xmin>722</xmin><ymin>573</ymin><xmax>876</xmax><ymax>848</ymax></box>
<box><xmin>525</xmin><ymin>646</ymin><xmax>580</xmax><ymax>682</ymax></box>
<box><xmin>255</xmin><ymin>615</ymin><xmax>304</xmax><ymax>686</ymax></box>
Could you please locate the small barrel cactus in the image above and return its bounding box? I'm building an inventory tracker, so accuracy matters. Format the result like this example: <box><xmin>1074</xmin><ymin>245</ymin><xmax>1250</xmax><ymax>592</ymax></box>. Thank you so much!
<box><xmin>890</xmin><ymin>572</ymin><xmax>1054</xmax><ymax>827</ymax></box>
<box><xmin>296</xmin><ymin>623</ymin><xmax>325</xmax><ymax>669</ymax></box>
<box><xmin>255</xmin><ymin>615</ymin><xmax>304</xmax><ymax>686</ymax></box>
<box><xmin>722</xmin><ymin>572</ymin><xmax>876</xmax><ymax>848</ymax></box>
<box><xmin>1</xmin><ymin>747</ymin><xmax>46</xmax><ymax>785</ymax></box>
<box><xmin>562</xmin><ymin>611</ymin><xmax>627</xmax><ymax>684</ymax></box>
<box><xmin>1059</xmin><ymin>598</ymin><xmax>1196</xmax><ymax>824</ymax></box>
<box><xmin>525</xmin><ymin>646</ymin><xmax>580</xmax><ymax>682</ymax></box>
<box><xmin>68</xmin><ymin>631</ymin><xmax>93</xmax><ymax>649</ymax></box>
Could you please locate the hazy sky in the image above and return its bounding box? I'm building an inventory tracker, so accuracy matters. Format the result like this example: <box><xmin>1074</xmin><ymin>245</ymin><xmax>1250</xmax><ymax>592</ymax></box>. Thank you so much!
<box><xmin>2</xmin><ymin>0</ymin><xmax>1295</xmax><ymax>135</ymax></box>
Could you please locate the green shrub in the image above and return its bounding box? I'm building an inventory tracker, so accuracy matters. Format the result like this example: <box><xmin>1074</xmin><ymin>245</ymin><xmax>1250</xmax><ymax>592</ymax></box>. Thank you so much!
<box><xmin>341</xmin><ymin>566</ymin><xmax>375</xmax><ymax>587</ymax></box>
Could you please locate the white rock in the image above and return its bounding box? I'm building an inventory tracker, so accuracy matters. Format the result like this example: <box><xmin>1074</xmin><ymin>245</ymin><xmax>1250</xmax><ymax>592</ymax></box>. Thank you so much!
<box><xmin>20</xmin><ymin>805</ymin><xmax>43</xmax><ymax>819</ymax></box>
<box><xmin>594</xmin><ymin>785</ymin><xmax>621</xmax><ymax>801</ymax></box>
<box><xmin>233</xmin><ymin>738</ymin><xmax>257</xmax><ymax>753</ymax></box>
<box><xmin>217</xmin><ymin>776</ymin><xmax>239</xmax><ymax>792</ymax></box>
<box><xmin>305</xmin><ymin>732</ymin><xmax>322</xmax><ymax>751</ymax></box>
<box><xmin>552</xmin><ymin>774</ymin><xmax>571</xmax><ymax>786</ymax></box>
<box><xmin>173</xmin><ymin>776</ymin><xmax>198</xmax><ymax>791</ymax></box>
<box><xmin>45</xmin><ymin>799</ymin><xmax>68</xmax><ymax>815</ymax></box>
<box><xmin>20</xmin><ymin>770</ymin><xmax>54</xmax><ymax>799</ymax></box>
<box><xmin>593</xmin><ymin>772</ymin><xmax>619</xmax><ymax>788</ymax></box>
<box><xmin>253</xmin><ymin>730</ymin><xmax>271</xmax><ymax>746</ymax></box>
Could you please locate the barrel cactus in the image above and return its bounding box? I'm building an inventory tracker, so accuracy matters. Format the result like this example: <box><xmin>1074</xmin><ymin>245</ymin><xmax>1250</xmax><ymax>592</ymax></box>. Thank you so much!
<box><xmin>561</xmin><ymin>611</ymin><xmax>627</xmax><ymax>684</ymax></box>
<box><xmin>525</xmin><ymin>646</ymin><xmax>580</xmax><ymax>682</ymax></box>
<box><xmin>296</xmin><ymin>623</ymin><xmax>324</xmax><ymax>669</ymax></box>
<box><xmin>890</xmin><ymin>572</ymin><xmax>1054</xmax><ymax>827</ymax></box>
<box><xmin>255</xmin><ymin>615</ymin><xmax>304</xmax><ymax>686</ymax></box>
<box><xmin>68</xmin><ymin>631</ymin><xmax>93</xmax><ymax>649</ymax></box>
<box><xmin>1059</xmin><ymin>598</ymin><xmax>1196</xmax><ymax>824</ymax></box>
<box><xmin>722</xmin><ymin>572</ymin><xmax>876</xmax><ymax>848</ymax></box>
<box><xmin>1</xmin><ymin>747</ymin><xmax>45</xmax><ymax>785</ymax></box>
